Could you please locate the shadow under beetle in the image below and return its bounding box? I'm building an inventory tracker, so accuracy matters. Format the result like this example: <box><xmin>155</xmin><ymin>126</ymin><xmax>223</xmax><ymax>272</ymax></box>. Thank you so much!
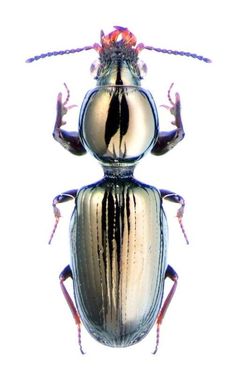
<box><xmin>27</xmin><ymin>26</ymin><xmax>211</xmax><ymax>354</ymax></box>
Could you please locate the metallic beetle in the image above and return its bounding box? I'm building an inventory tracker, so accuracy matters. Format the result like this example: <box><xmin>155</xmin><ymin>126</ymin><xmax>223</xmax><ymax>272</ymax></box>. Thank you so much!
<box><xmin>27</xmin><ymin>26</ymin><xmax>210</xmax><ymax>353</ymax></box>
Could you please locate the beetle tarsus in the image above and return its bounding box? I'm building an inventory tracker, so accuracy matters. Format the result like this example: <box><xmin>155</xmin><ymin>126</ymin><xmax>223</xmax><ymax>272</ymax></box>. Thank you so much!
<box><xmin>166</xmin><ymin>82</ymin><xmax>175</xmax><ymax>106</ymax></box>
<box><xmin>162</xmin><ymin>83</ymin><xmax>182</xmax><ymax>130</ymax></box>
<box><xmin>78</xmin><ymin>325</ymin><xmax>86</xmax><ymax>355</ymax></box>
<box><xmin>176</xmin><ymin>205</ymin><xmax>189</xmax><ymax>245</ymax></box>
<box><xmin>63</xmin><ymin>82</ymin><xmax>70</xmax><ymax>106</ymax></box>
<box><xmin>48</xmin><ymin>212</ymin><xmax>61</xmax><ymax>245</ymax></box>
<box><xmin>151</xmin><ymin>84</ymin><xmax>184</xmax><ymax>155</ymax></box>
<box><xmin>152</xmin><ymin>324</ymin><xmax>160</xmax><ymax>355</ymax></box>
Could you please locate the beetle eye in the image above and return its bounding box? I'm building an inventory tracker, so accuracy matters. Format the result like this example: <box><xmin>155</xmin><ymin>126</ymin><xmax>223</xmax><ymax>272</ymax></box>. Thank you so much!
<box><xmin>137</xmin><ymin>60</ymin><xmax>147</xmax><ymax>78</ymax></box>
<box><xmin>90</xmin><ymin>60</ymin><xmax>100</xmax><ymax>78</ymax></box>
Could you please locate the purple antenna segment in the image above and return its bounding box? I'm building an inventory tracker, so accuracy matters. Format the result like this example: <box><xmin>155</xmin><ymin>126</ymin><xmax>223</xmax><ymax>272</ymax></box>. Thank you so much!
<box><xmin>143</xmin><ymin>46</ymin><xmax>211</xmax><ymax>63</ymax></box>
<box><xmin>26</xmin><ymin>46</ymin><xmax>93</xmax><ymax>63</ymax></box>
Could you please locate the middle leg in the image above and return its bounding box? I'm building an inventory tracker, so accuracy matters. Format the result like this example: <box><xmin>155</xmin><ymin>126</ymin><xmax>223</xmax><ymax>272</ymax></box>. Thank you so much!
<box><xmin>49</xmin><ymin>189</ymin><xmax>78</xmax><ymax>244</ymax></box>
<box><xmin>160</xmin><ymin>189</ymin><xmax>189</xmax><ymax>244</ymax></box>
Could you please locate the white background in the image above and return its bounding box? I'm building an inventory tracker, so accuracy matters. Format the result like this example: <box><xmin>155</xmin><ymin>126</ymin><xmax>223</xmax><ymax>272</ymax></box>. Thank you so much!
<box><xmin>1</xmin><ymin>0</ymin><xmax>234</xmax><ymax>375</ymax></box>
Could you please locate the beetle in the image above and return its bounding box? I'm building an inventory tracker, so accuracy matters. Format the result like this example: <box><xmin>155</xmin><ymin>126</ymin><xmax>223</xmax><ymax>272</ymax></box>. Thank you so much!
<box><xmin>27</xmin><ymin>26</ymin><xmax>211</xmax><ymax>354</ymax></box>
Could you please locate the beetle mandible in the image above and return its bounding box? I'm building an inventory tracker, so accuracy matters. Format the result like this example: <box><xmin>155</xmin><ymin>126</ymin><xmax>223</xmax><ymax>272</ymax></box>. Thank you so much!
<box><xmin>27</xmin><ymin>26</ymin><xmax>211</xmax><ymax>354</ymax></box>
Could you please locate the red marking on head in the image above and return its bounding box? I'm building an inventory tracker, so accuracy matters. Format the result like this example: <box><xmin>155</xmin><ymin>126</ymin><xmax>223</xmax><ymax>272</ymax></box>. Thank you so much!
<box><xmin>95</xmin><ymin>26</ymin><xmax>137</xmax><ymax>51</ymax></box>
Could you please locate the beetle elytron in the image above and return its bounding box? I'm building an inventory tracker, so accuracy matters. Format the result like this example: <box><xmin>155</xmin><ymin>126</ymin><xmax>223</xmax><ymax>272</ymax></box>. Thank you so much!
<box><xmin>27</xmin><ymin>26</ymin><xmax>210</xmax><ymax>354</ymax></box>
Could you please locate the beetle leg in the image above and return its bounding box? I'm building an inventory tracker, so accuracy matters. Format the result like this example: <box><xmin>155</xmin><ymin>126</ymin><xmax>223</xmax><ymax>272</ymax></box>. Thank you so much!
<box><xmin>59</xmin><ymin>265</ymin><xmax>85</xmax><ymax>354</ymax></box>
<box><xmin>151</xmin><ymin>83</ymin><xmax>185</xmax><ymax>155</ymax></box>
<box><xmin>53</xmin><ymin>83</ymin><xmax>86</xmax><ymax>156</ymax></box>
<box><xmin>160</xmin><ymin>189</ymin><xmax>189</xmax><ymax>244</ymax></box>
<box><xmin>153</xmin><ymin>265</ymin><xmax>178</xmax><ymax>354</ymax></box>
<box><xmin>49</xmin><ymin>189</ymin><xmax>78</xmax><ymax>244</ymax></box>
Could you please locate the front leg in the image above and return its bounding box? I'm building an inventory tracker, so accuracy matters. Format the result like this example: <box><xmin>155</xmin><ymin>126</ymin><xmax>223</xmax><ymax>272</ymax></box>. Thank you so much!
<box><xmin>53</xmin><ymin>83</ymin><xmax>86</xmax><ymax>156</ymax></box>
<box><xmin>151</xmin><ymin>83</ymin><xmax>185</xmax><ymax>155</ymax></box>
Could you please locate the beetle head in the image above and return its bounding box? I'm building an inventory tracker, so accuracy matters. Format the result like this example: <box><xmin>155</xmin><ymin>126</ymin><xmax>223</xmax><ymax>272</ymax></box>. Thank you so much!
<box><xmin>90</xmin><ymin>26</ymin><xmax>147</xmax><ymax>84</ymax></box>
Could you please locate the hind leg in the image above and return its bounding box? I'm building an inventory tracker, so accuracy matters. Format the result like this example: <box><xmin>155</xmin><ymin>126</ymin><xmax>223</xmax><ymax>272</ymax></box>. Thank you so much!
<box><xmin>153</xmin><ymin>265</ymin><xmax>178</xmax><ymax>354</ymax></box>
<box><xmin>59</xmin><ymin>265</ymin><xmax>85</xmax><ymax>354</ymax></box>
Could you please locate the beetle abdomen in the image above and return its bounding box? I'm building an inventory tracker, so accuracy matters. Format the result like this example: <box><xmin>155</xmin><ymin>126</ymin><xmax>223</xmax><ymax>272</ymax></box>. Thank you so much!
<box><xmin>70</xmin><ymin>177</ymin><xmax>167</xmax><ymax>347</ymax></box>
